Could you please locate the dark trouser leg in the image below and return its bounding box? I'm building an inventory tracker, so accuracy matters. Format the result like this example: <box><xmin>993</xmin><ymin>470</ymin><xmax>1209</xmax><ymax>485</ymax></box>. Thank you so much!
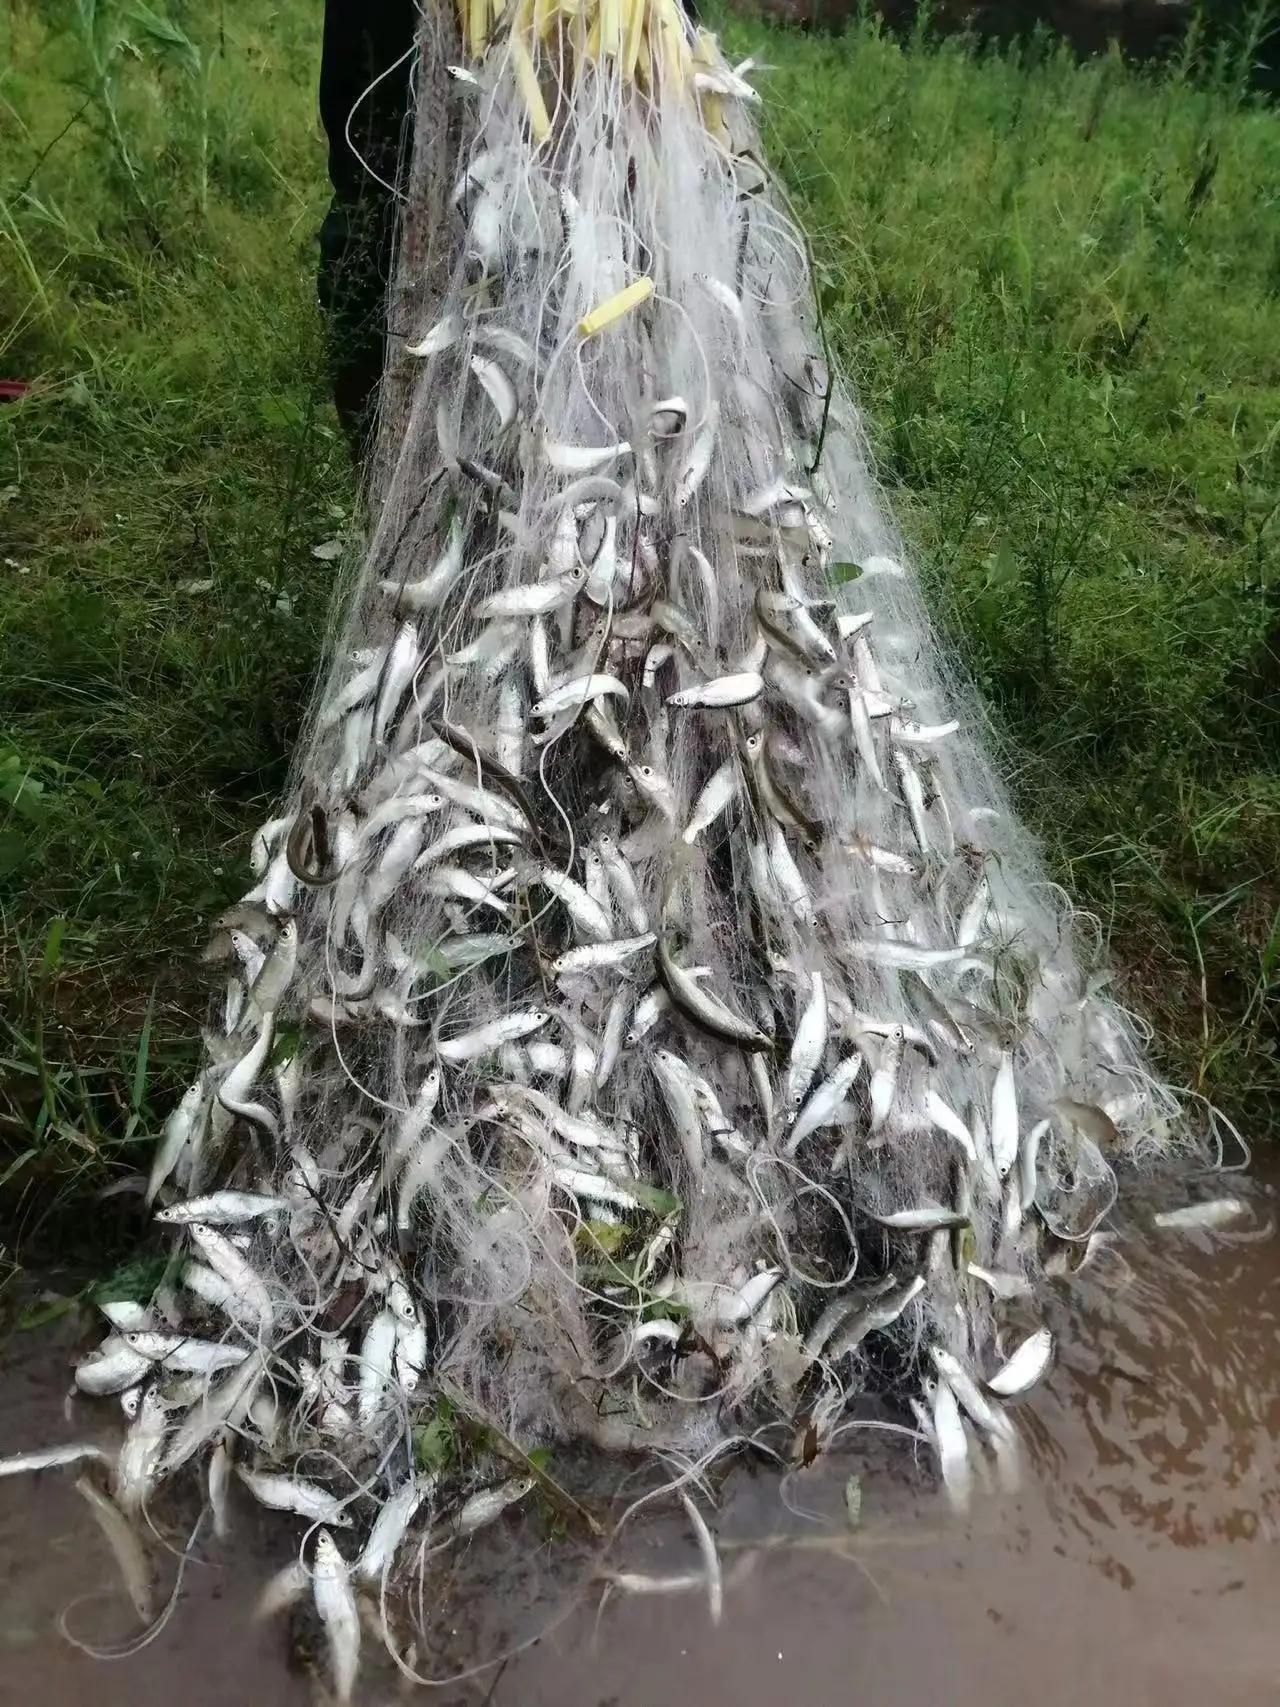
<box><xmin>316</xmin><ymin>196</ymin><xmax>395</xmax><ymax>471</ymax></box>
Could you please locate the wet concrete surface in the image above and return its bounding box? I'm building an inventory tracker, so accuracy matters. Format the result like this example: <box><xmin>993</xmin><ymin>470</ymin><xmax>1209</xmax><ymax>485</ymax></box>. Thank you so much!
<box><xmin>1</xmin><ymin>1156</ymin><xmax>1277</xmax><ymax>1706</ymax></box>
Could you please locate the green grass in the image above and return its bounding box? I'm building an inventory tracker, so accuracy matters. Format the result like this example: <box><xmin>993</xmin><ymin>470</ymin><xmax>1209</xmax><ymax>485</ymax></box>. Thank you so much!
<box><xmin>0</xmin><ymin>0</ymin><xmax>353</xmax><ymax>1233</ymax></box>
<box><xmin>1</xmin><ymin>1</ymin><xmax>1276</xmax><ymax>1254</ymax></box>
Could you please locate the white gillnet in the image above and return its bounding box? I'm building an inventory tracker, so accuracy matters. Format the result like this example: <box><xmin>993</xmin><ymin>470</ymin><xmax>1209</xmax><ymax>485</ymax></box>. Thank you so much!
<box><xmin>26</xmin><ymin>6</ymin><xmax>1212</xmax><ymax>1693</ymax></box>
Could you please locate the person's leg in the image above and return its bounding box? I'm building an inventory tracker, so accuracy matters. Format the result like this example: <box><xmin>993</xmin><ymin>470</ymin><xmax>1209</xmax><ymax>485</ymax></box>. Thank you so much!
<box><xmin>317</xmin><ymin>196</ymin><xmax>396</xmax><ymax>464</ymax></box>
<box><xmin>316</xmin><ymin>0</ymin><xmax>417</xmax><ymax>469</ymax></box>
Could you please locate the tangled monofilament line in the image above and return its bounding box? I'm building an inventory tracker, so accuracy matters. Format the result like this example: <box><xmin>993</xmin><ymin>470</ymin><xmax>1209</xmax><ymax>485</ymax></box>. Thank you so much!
<box><xmin>17</xmin><ymin>2</ymin><xmax>1215</xmax><ymax>1696</ymax></box>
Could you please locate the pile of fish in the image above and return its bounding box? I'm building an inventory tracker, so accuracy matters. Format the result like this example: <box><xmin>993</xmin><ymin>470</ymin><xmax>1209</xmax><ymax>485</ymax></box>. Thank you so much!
<box><xmin>1</xmin><ymin>3</ymin><xmax>1205</xmax><ymax>1695</ymax></box>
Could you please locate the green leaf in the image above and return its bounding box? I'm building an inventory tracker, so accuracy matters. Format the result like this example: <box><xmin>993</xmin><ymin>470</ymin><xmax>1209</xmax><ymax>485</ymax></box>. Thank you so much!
<box><xmin>17</xmin><ymin>1296</ymin><xmax>78</xmax><ymax>1332</ymax></box>
<box><xmin>829</xmin><ymin>561</ymin><xmax>864</xmax><ymax>584</ymax></box>
<box><xmin>0</xmin><ymin>770</ymin><xmax>47</xmax><ymax>820</ymax></box>
<box><xmin>91</xmin><ymin>1255</ymin><xmax>168</xmax><ymax>1306</ymax></box>
<box><xmin>577</xmin><ymin>1218</ymin><xmax>629</xmax><ymax>1256</ymax></box>
<box><xmin>269</xmin><ymin>1024</ymin><xmax>302</xmax><ymax>1068</ymax></box>
<box><xmin>41</xmin><ymin>917</ymin><xmax>67</xmax><ymax>979</ymax></box>
<box><xmin>0</xmin><ymin>1147</ymin><xmax>39</xmax><ymax>1190</ymax></box>
<box><xmin>619</xmin><ymin>1179</ymin><xmax>681</xmax><ymax>1218</ymax></box>
<box><xmin>126</xmin><ymin>2</ymin><xmax>201</xmax><ymax>76</ymax></box>
<box><xmin>130</xmin><ymin>986</ymin><xmax>156</xmax><ymax>1115</ymax></box>
<box><xmin>641</xmin><ymin>1297</ymin><xmax>691</xmax><ymax>1324</ymax></box>
<box><xmin>258</xmin><ymin>397</ymin><xmax>304</xmax><ymax>432</ymax></box>
<box><xmin>525</xmin><ymin>1445</ymin><xmax>552</xmax><ymax>1473</ymax></box>
<box><xmin>983</xmin><ymin>543</ymin><xmax>1020</xmax><ymax>589</ymax></box>
<box><xmin>413</xmin><ymin>1416</ymin><xmax>454</xmax><ymax>1472</ymax></box>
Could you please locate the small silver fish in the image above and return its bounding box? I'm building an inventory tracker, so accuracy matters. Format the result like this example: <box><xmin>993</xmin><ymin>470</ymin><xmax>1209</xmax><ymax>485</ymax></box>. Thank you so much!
<box><xmin>785</xmin><ymin>972</ymin><xmax>827</xmax><ymax>1115</ymax></box>
<box><xmin>187</xmin><ymin>1223</ymin><xmax>272</xmax><ymax>1326</ymax></box>
<box><xmin>539</xmin><ymin>868</ymin><xmax>614</xmax><ymax>943</ymax></box>
<box><xmin>986</xmin><ymin>1327</ymin><xmax>1054</xmax><ymax>1397</ymax></box>
<box><xmin>405</xmin><ymin>311</ymin><xmax>461</xmax><ymax>357</ymax></box>
<box><xmin>470</xmin><ymin>354</ymin><xmax>518</xmax><ymax>430</ymax></box>
<box><xmin>594</xmin><ymin>990</ymin><xmax>630</xmax><ymax>1092</ymax></box>
<box><xmin>553</xmin><ymin>1165</ymin><xmax>651</xmax><ymax>1213</ymax></box>
<box><xmin>124</xmin><ymin>1332</ymin><xmax>249</xmax><ymax>1375</ymax></box>
<box><xmin>98</xmin><ymin>1299</ymin><xmax>153</xmax><ymax>1333</ymax></box>
<box><xmin>530</xmin><ymin>673</ymin><xmax>629</xmax><ymax>720</ymax></box>
<box><xmin>846</xmin><ymin>939</ymin><xmax>967</xmax><ymax>971</ymax></box>
<box><xmin>238</xmin><ymin>1468</ymin><xmax>352</xmax><ymax>1527</ymax></box>
<box><xmin>601</xmin><ymin>1570</ymin><xmax>708</xmax><ymax>1596</ymax></box>
<box><xmin>552</xmin><ymin>934</ymin><xmax>656</xmax><ymax>981</ymax></box>
<box><xmin>437</xmin><ymin>1010</ymin><xmax>550</xmax><ymax>1062</ymax></box>
<box><xmin>477</xmin><ymin>572</ymin><xmax>585</xmax><ymax>619</ymax></box>
<box><xmin>454</xmin><ymin>1477</ymin><xmax>534</xmax><ymax>1536</ymax></box>
<box><xmin>75</xmin><ymin>1475</ymin><xmax>153</xmax><ymax>1624</ymax></box>
<box><xmin>670</xmin><ymin>402</ymin><xmax>719</xmax><ymax>510</ymax></box>
<box><xmin>538</xmin><ymin>433</ymin><xmax>632</xmax><ymax>474</ymax></box>
<box><xmin>666</xmin><ymin>671</ymin><xmax>764</xmax><ymax>710</ymax></box>
<box><xmin>872</xmin><ymin>1206</ymin><xmax>970</xmax><ymax>1233</ymax></box>
<box><xmin>412</xmin><ymin>823</ymin><xmax>522</xmax><ymax>871</ymax></box>
<box><xmin>784</xmin><ymin>1053</ymin><xmax>863</xmax><ymax>1153</ymax></box>
<box><xmin>868</xmin><ymin>1025</ymin><xmax>905</xmax><ymax>1134</ymax></box>
<box><xmin>147</xmin><ymin>1075</ymin><xmax>210</xmax><ymax>1203</ymax></box>
<box><xmin>424</xmin><ymin>865</ymin><xmax>515</xmax><ymax>916</ymax></box>
<box><xmin>377</xmin><ymin>518</ymin><xmax>465</xmax><ymax>612</ymax></box>
<box><xmin>930</xmin><ymin>1348</ymin><xmax>1015</xmax><ymax>1444</ymax></box>
<box><xmin>154</xmin><ymin>1189</ymin><xmax>286</xmax><ymax>1226</ymax></box>
<box><xmin>827</xmin><ymin>1275</ymin><xmax>926</xmax><ymax>1359</ymax></box>
<box><xmin>890</xmin><ymin>716</ymin><xmax>960</xmax><ymax>746</ymax></box>
<box><xmin>682</xmin><ymin>760</ymin><xmax>739</xmax><ymax>844</ymax></box>
<box><xmin>114</xmin><ymin>1383</ymin><xmax>167</xmax><ymax>1515</ymax></box>
<box><xmin>357</xmin><ymin>1308</ymin><xmax>398</xmax><ymax>1425</ymax></box>
<box><xmin>0</xmin><ymin>1441</ymin><xmax>113</xmax><ymax>1478</ymax></box>
<box><xmin>652</xmin><ymin>1049</ymin><xmax>708</xmax><ymax>1177</ymax></box>
<box><xmin>162</xmin><ymin>1352</ymin><xmax>265</xmax><ymax>1473</ymax></box>
<box><xmin>313</xmin><ymin>1530</ymin><xmax>361</xmax><ymax>1704</ymax></box>
<box><xmin>1152</xmin><ymin>1197</ymin><xmax>1249</xmax><ymax>1231</ymax></box>
<box><xmin>75</xmin><ymin>1341</ymin><xmax>156</xmax><ymax>1397</ymax></box>
<box><xmin>931</xmin><ymin>1377</ymin><xmax>973</xmax><ymax>1515</ymax></box>
<box><xmin>990</xmin><ymin>1052</ymin><xmax>1019</xmax><ymax>1178</ymax></box>
<box><xmin>658</xmin><ymin>947</ymin><xmax>773</xmax><ymax>1053</ymax></box>
<box><xmin>208</xmin><ymin>1439</ymin><xmax>233</xmax><ymax>1539</ymax></box>
<box><xmin>357</xmin><ymin>1474</ymin><xmax>432</xmax><ymax>1583</ymax></box>
<box><xmin>967</xmin><ymin>1262</ymin><xmax>1032</xmax><ymax>1301</ymax></box>
<box><xmin>924</xmin><ymin>1089</ymin><xmax>977</xmax><ymax>1161</ymax></box>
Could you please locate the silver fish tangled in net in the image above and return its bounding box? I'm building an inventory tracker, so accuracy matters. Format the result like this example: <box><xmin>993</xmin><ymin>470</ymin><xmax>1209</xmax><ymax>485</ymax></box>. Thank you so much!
<box><xmin>17</xmin><ymin>6</ymin><xmax>1218</xmax><ymax>1694</ymax></box>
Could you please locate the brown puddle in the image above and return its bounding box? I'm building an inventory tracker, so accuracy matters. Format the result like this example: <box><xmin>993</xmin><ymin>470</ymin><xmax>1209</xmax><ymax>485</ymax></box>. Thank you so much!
<box><xmin>2</xmin><ymin>1155</ymin><xmax>1277</xmax><ymax>1707</ymax></box>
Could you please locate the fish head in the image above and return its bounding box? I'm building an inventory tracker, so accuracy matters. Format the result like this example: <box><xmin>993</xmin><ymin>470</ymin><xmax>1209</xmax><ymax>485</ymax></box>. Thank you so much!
<box><xmin>140</xmin><ymin>1383</ymin><xmax>167</xmax><ymax>1422</ymax></box>
<box><xmin>388</xmin><ymin>1280</ymin><xmax>417</xmax><ymax>1325</ymax></box>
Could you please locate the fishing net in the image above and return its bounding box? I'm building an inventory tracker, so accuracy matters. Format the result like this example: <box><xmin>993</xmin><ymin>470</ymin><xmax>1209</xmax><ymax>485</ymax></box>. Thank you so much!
<box><xmin>21</xmin><ymin>0</ymin><xmax>1216</xmax><ymax>1691</ymax></box>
